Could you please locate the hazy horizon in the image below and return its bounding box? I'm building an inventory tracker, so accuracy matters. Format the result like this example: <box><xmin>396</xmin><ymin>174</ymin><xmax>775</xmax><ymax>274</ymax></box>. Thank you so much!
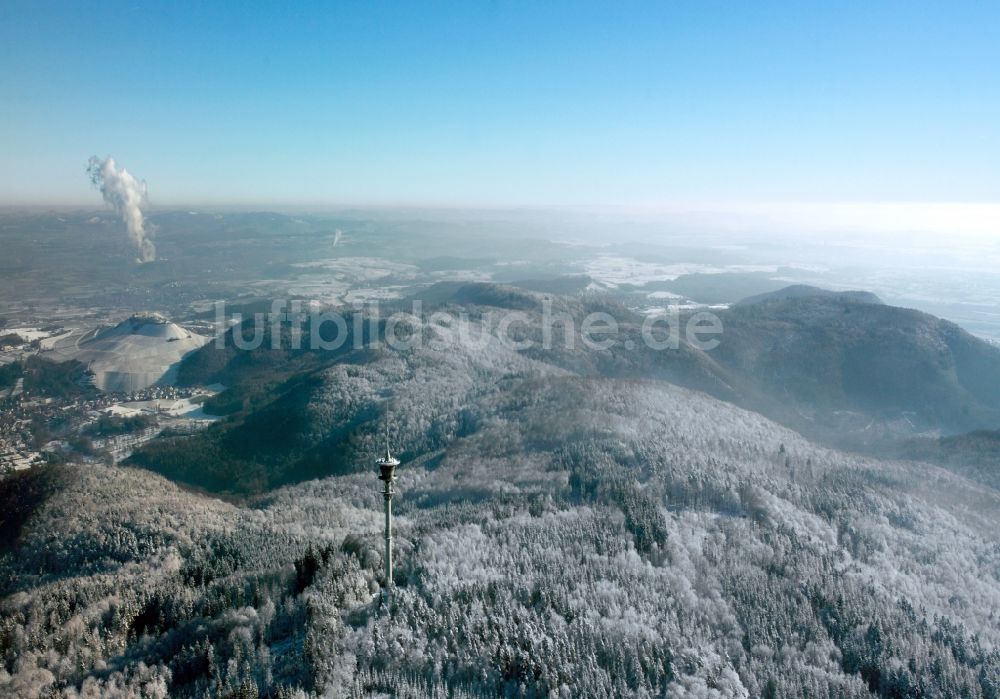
<box><xmin>5</xmin><ymin>201</ymin><xmax>999</xmax><ymax>247</ymax></box>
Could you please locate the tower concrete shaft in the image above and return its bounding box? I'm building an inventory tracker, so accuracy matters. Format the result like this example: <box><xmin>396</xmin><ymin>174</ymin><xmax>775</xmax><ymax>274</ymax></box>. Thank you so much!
<box><xmin>382</xmin><ymin>478</ymin><xmax>394</xmax><ymax>586</ymax></box>
<box><xmin>377</xmin><ymin>442</ymin><xmax>399</xmax><ymax>589</ymax></box>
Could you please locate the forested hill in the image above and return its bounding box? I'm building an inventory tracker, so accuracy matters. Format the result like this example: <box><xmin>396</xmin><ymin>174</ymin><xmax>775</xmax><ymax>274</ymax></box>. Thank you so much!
<box><xmin>7</xmin><ymin>283</ymin><xmax>993</xmax><ymax>696</ymax></box>
<box><xmin>130</xmin><ymin>288</ymin><xmax>739</xmax><ymax>495</ymax></box>
<box><xmin>2</xmin><ymin>371</ymin><xmax>1000</xmax><ymax>696</ymax></box>
<box><xmin>135</xmin><ymin>283</ymin><xmax>1000</xmax><ymax>496</ymax></box>
<box><xmin>714</xmin><ymin>293</ymin><xmax>1000</xmax><ymax>439</ymax></box>
<box><xmin>735</xmin><ymin>284</ymin><xmax>884</xmax><ymax>306</ymax></box>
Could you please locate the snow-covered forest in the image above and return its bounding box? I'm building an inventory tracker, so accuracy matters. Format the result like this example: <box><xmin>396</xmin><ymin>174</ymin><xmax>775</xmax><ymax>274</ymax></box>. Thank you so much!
<box><xmin>3</xmin><ymin>293</ymin><xmax>1000</xmax><ymax>698</ymax></box>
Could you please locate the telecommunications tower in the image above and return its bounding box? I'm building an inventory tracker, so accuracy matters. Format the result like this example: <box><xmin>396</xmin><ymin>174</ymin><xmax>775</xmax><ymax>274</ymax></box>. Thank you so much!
<box><xmin>375</xmin><ymin>419</ymin><xmax>399</xmax><ymax>589</ymax></box>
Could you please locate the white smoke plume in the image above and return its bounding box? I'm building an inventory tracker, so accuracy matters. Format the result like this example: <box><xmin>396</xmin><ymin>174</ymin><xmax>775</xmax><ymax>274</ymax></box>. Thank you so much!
<box><xmin>87</xmin><ymin>156</ymin><xmax>155</xmax><ymax>262</ymax></box>
<box><xmin>333</xmin><ymin>229</ymin><xmax>343</xmax><ymax>247</ymax></box>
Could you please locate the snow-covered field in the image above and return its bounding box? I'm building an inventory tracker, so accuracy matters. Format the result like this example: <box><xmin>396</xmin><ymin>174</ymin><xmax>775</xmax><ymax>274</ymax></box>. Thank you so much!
<box><xmin>583</xmin><ymin>255</ymin><xmax>779</xmax><ymax>287</ymax></box>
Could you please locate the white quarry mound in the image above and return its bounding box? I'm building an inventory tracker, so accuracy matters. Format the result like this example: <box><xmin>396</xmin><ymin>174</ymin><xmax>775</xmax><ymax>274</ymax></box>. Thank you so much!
<box><xmin>68</xmin><ymin>315</ymin><xmax>209</xmax><ymax>392</ymax></box>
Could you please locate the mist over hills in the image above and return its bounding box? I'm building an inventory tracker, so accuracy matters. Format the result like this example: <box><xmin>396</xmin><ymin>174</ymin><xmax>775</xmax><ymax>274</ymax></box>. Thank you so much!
<box><xmin>3</xmin><ymin>210</ymin><xmax>1000</xmax><ymax>697</ymax></box>
<box><xmin>126</xmin><ymin>283</ymin><xmax>1000</xmax><ymax>498</ymax></box>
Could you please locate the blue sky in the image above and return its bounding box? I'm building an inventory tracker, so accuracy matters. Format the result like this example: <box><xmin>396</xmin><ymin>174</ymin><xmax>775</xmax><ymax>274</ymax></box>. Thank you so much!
<box><xmin>1</xmin><ymin>1</ymin><xmax>998</xmax><ymax>207</ymax></box>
